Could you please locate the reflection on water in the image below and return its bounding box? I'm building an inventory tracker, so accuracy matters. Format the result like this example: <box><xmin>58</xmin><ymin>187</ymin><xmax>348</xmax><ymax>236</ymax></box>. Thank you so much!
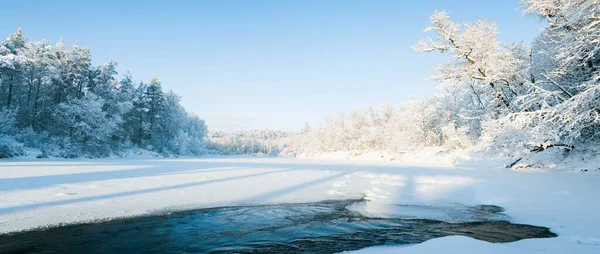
<box><xmin>0</xmin><ymin>200</ymin><xmax>556</xmax><ymax>254</ymax></box>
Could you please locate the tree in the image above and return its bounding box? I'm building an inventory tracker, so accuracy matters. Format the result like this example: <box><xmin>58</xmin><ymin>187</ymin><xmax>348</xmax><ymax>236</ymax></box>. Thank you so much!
<box><xmin>52</xmin><ymin>93</ymin><xmax>119</xmax><ymax>156</ymax></box>
<box><xmin>0</xmin><ymin>29</ymin><xmax>25</xmax><ymax>109</ymax></box>
<box><xmin>142</xmin><ymin>77</ymin><xmax>166</xmax><ymax>150</ymax></box>
<box><xmin>414</xmin><ymin>11</ymin><xmax>529</xmax><ymax>116</ymax></box>
<box><xmin>520</xmin><ymin>0</ymin><xmax>600</xmax><ymax>144</ymax></box>
<box><xmin>17</xmin><ymin>40</ymin><xmax>54</xmax><ymax>129</ymax></box>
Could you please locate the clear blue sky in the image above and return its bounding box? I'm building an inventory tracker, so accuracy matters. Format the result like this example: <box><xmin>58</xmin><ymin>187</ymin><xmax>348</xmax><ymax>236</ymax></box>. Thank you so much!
<box><xmin>0</xmin><ymin>0</ymin><xmax>543</xmax><ymax>132</ymax></box>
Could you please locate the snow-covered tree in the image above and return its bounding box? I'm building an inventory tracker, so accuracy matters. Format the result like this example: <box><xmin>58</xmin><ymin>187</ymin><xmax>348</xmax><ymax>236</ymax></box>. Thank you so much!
<box><xmin>0</xmin><ymin>29</ymin><xmax>210</xmax><ymax>158</ymax></box>
<box><xmin>414</xmin><ymin>11</ymin><xmax>530</xmax><ymax>116</ymax></box>
<box><xmin>51</xmin><ymin>93</ymin><xmax>119</xmax><ymax>156</ymax></box>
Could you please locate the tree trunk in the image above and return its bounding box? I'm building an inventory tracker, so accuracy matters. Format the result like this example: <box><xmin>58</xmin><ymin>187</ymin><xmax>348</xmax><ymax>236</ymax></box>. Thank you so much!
<box><xmin>31</xmin><ymin>79</ymin><xmax>41</xmax><ymax>129</ymax></box>
<box><xmin>506</xmin><ymin>143</ymin><xmax>574</xmax><ymax>168</ymax></box>
<box><xmin>27</xmin><ymin>76</ymin><xmax>33</xmax><ymax>104</ymax></box>
<box><xmin>7</xmin><ymin>75</ymin><xmax>14</xmax><ymax>108</ymax></box>
<box><xmin>138</xmin><ymin>111</ymin><xmax>143</xmax><ymax>145</ymax></box>
<box><xmin>489</xmin><ymin>82</ymin><xmax>512</xmax><ymax>110</ymax></box>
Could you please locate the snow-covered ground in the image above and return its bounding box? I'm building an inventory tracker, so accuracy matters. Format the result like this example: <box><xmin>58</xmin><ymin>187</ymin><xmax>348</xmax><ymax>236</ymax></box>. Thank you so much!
<box><xmin>1</xmin><ymin>157</ymin><xmax>599</xmax><ymax>253</ymax></box>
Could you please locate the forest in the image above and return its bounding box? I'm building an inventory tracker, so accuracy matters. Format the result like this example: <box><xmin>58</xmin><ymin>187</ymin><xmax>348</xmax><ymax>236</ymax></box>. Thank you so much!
<box><xmin>1</xmin><ymin>0</ymin><xmax>599</xmax><ymax>167</ymax></box>
<box><xmin>282</xmin><ymin>0</ymin><xmax>600</xmax><ymax>167</ymax></box>
<box><xmin>0</xmin><ymin>30</ymin><xmax>208</xmax><ymax>158</ymax></box>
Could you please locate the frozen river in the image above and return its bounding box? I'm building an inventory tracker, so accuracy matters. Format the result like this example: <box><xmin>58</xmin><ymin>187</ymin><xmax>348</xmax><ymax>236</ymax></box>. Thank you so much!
<box><xmin>0</xmin><ymin>157</ymin><xmax>598</xmax><ymax>253</ymax></box>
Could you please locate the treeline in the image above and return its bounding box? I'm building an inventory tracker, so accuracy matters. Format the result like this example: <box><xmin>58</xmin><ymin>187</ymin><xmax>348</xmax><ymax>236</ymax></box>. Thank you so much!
<box><xmin>283</xmin><ymin>0</ymin><xmax>600</xmax><ymax>162</ymax></box>
<box><xmin>0</xmin><ymin>30</ymin><xmax>208</xmax><ymax>158</ymax></box>
<box><xmin>283</xmin><ymin>102</ymin><xmax>472</xmax><ymax>157</ymax></box>
<box><xmin>208</xmin><ymin>130</ymin><xmax>289</xmax><ymax>155</ymax></box>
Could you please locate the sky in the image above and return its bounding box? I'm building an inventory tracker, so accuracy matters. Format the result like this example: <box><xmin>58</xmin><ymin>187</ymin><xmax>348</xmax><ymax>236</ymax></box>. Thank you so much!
<box><xmin>0</xmin><ymin>0</ymin><xmax>544</xmax><ymax>132</ymax></box>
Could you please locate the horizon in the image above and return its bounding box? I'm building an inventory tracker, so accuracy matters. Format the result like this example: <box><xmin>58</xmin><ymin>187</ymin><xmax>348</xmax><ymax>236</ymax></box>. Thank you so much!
<box><xmin>0</xmin><ymin>0</ymin><xmax>544</xmax><ymax>132</ymax></box>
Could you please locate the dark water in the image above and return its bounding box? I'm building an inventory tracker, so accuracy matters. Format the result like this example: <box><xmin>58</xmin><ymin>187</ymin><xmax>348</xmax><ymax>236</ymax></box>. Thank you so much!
<box><xmin>0</xmin><ymin>200</ymin><xmax>556</xmax><ymax>254</ymax></box>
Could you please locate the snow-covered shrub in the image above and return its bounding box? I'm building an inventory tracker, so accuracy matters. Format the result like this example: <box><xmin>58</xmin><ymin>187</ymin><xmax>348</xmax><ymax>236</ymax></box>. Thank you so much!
<box><xmin>547</xmin><ymin>83</ymin><xmax>600</xmax><ymax>145</ymax></box>
<box><xmin>0</xmin><ymin>135</ymin><xmax>24</xmax><ymax>158</ymax></box>
<box><xmin>479</xmin><ymin>112</ymin><xmax>551</xmax><ymax>157</ymax></box>
<box><xmin>441</xmin><ymin>123</ymin><xmax>473</xmax><ymax>150</ymax></box>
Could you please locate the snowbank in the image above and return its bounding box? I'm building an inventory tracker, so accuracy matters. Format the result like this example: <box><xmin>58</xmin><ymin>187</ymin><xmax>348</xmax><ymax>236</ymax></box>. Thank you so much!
<box><xmin>294</xmin><ymin>147</ymin><xmax>469</xmax><ymax>167</ymax></box>
<box><xmin>347</xmin><ymin>235</ymin><xmax>600</xmax><ymax>254</ymax></box>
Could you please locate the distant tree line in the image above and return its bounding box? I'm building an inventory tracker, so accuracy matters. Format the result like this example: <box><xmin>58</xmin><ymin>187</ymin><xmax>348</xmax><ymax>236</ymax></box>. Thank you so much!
<box><xmin>208</xmin><ymin>130</ymin><xmax>289</xmax><ymax>155</ymax></box>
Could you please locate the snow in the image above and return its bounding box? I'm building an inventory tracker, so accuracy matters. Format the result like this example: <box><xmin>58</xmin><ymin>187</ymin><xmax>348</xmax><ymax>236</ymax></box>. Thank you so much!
<box><xmin>346</xmin><ymin>235</ymin><xmax>600</xmax><ymax>254</ymax></box>
<box><xmin>294</xmin><ymin>147</ymin><xmax>466</xmax><ymax>168</ymax></box>
<box><xmin>1</xmin><ymin>157</ymin><xmax>599</xmax><ymax>253</ymax></box>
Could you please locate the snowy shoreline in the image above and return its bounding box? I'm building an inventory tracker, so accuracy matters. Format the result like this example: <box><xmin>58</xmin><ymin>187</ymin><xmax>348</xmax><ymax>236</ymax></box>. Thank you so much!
<box><xmin>1</xmin><ymin>157</ymin><xmax>599</xmax><ymax>253</ymax></box>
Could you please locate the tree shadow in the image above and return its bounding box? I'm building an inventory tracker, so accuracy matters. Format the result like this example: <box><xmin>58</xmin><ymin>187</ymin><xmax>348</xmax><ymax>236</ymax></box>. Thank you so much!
<box><xmin>0</xmin><ymin>163</ymin><xmax>120</xmax><ymax>168</ymax></box>
<box><xmin>0</xmin><ymin>158</ymin><xmax>487</xmax><ymax>221</ymax></box>
<box><xmin>243</xmin><ymin>171</ymin><xmax>353</xmax><ymax>203</ymax></box>
<box><xmin>0</xmin><ymin>168</ymin><xmax>298</xmax><ymax>215</ymax></box>
<box><xmin>0</xmin><ymin>158</ymin><xmax>469</xmax><ymax>192</ymax></box>
<box><xmin>0</xmin><ymin>161</ymin><xmax>246</xmax><ymax>192</ymax></box>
